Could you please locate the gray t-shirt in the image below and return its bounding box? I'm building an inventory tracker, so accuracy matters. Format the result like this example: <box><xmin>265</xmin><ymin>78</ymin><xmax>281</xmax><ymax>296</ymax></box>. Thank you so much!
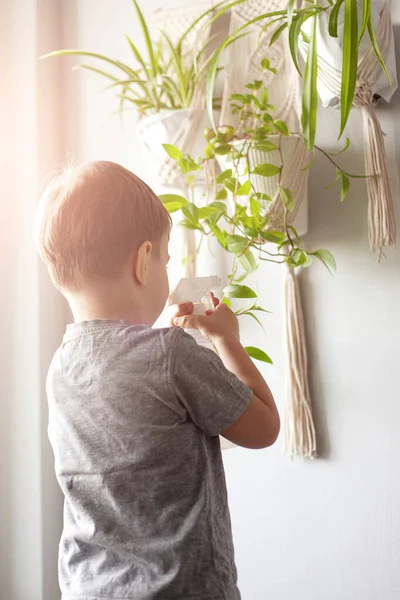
<box><xmin>47</xmin><ymin>320</ymin><xmax>252</xmax><ymax>600</ymax></box>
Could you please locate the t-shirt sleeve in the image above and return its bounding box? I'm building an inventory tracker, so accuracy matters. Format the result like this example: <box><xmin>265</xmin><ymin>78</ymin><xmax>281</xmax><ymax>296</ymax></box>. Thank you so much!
<box><xmin>170</xmin><ymin>329</ymin><xmax>253</xmax><ymax>437</ymax></box>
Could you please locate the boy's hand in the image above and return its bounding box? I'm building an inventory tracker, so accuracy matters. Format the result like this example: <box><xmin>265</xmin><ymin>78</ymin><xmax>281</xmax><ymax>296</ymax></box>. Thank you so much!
<box><xmin>173</xmin><ymin>301</ymin><xmax>240</xmax><ymax>343</ymax></box>
<box><xmin>168</xmin><ymin>302</ymin><xmax>194</xmax><ymax>327</ymax></box>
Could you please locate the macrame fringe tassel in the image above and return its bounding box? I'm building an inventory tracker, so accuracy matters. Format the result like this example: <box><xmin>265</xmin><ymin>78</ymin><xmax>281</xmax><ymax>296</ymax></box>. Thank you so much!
<box><xmin>361</xmin><ymin>105</ymin><xmax>397</xmax><ymax>255</ymax></box>
<box><xmin>283</xmin><ymin>265</ymin><xmax>316</xmax><ymax>459</ymax></box>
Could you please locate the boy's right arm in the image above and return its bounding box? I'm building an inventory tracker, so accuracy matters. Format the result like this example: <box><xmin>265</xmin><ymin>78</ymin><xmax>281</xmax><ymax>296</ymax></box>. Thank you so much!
<box><xmin>173</xmin><ymin>303</ymin><xmax>280</xmax><ymax>449</ymax></box>
<box><xmin>213</xmin><ymin>333</ymin><xmax>280</xmax><ymax>449</ymax></box>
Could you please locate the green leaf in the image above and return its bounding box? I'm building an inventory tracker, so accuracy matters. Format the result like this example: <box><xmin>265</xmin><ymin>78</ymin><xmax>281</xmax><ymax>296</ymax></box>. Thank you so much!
<box><xmin>163</xmin><ymin>144</ymin><xmax>182</xmax><ymax>161</ymax></box>
<box><xmin>288</xmin><ymin>225</ymin><xmax>301</xmax><ymax>243</ymax></box>
<box><xmin>178</xmin><ymin>157</ymin><xmax>200</xmax><ymax>174</ymax></box>
<box><xmin>217</xmin><ymin>125</ymin><xmax>235</xmax><ymax>141</ymax></box>
<box><xmin>261</xmin><ymin>57</ymin><xmax>271</xmax><ymax>70</ymax></box>
<box><xmin>161</xmin><ymin>32</ymin><xmax>189</xmax><ymax>106</ymax></box>
<box><xmin>250</xmin><ymin>197</ymin><xmax>261</xmax><ymax>217</ymax></box>
<box><xmin>75</xmin><ymin>64</ymin><xmax>120</xmax><ymax>83</ymax></box>
<box><xmin>301</xmin><ymin>152</ymin><xmax>316</xmax><ymax>171</ymax></box>
<box><xmin>341</xmin><ymin>172</ymin><xmax>350</xmax><ymax>201</ymax></box>
<box><xmin>179</xmin><ymin>219</ymin><xmax>201</xmax><ymax>231</ymax></box>
<box><xmin>289</xmin><ymin>249</ymin><xmax>308</xmax><ymax>267</ymax></box>
<box><xmin>158</xmin><ymin>194</ymin><xmax>188</xmax><ymax>213</ymax></box>
<box><xmin>198</xmin><ymin>206</ymin><xmax>218</xmax><ymax>219</ymax></box>
<box><xmin>367</xmin><ymin>15</ymin><xmax>392</xmax><ymax>85</ymax></box>
<box><xmin>312</xmin><ymin>248</ymin><xmax>337</xmax><ymax>272</ymax></box>
<box><xmin>330</xmin><ymin>137</ymin><xmax>351</xmax><ymax>156</ymax></box>
<box><xmin>279</xmin><ymin>187</ymin><xmax>296</xmax><ymax>212</ymax></box>
<box><xmin>270</xmin><ymin>22</ymin><xmax>288</xmax><ymax>46</ymax></box>
<box><xmin>205</xmin><ymin>143</ymin><xmax>215</xmax><ymax>159</ymax></box>
<box><xmin>359</xmin><ymin>0</ymin><xmax>371</xmax><ymax>42</ymax></box>
<box><xmin>326</xmin><ymin>168</ymin><xmax>342</xmax><ymax>189</ymax></box>
<box><xmin>239</xmin><ymin>249</ymin><xmax>258</xmax><ymax>274</ymax></box>
<box><xmin>208</xmin><ymin>221</ymin><xmax>227</xmax><ymax>248</ymax></box>
<box><xmin>214</xmin><ymin>143</ymin><xmax>232</xmax><ymax>155</ymax></box>
<box><xmin>244</xmin><ymin>346</ymin><xmax>273</xmax><ymax>364</ymax></box>
<box><xmin>252</xmin><ymin>163</ymin><xmax>281</xmax><ymax>177</ymax></box>
<box><xmin>125</xmin><ymin>34</ymin><xmax>149</xmax><ymax>75</ymax></box>
<box><xmin>255</xmin><ymin>192</ymin><xmax>272</xmax><ymax>201</ymax></box>
<box><xmin>253</xmin><ymin>141</ymin><xmax>278</xmax><ymax>152</ymax></box>
<box><xmin>288</xmin><ymin>12</ymin><xmax>308</xmax><ymax>75</ymax></box>
<box><xmin>131</xmin><ymin>0</ymin><xmax>158</xmax><ymax>78</ymax></box>
<box><xmin>251</xmin><ymin>305</ymin><xmax>271</xmax><ymax>314</ymax></box>
<box><xmin>339</xmin><ymin>0</ymin><xmax>358</xmax><ymax>137</ymax></box>
<box><xmin>241</xmin><ymin>311</ymin><xmax>265</xmax><ymax>331</ymax></box>
<box><xmin>226</xmin><ymin>235</ymin><xmax>248</xmax><ymax>253</ymax></box>
<box><xmin>287</xmin><ymin>0</ymin><xmax>296</xmax><ymax>29</ymax></box>
<box><xmin>274</xmin><ymin>120</ymin><xmax>289</xmax><ymax>136</ymax></box>
<box><xmin>224</xmin><ymin>284</ymin><xmax>257</xmax><ymax>299</ymax></box>
<box><xmin>301</xmin><ymin>12</ymin><xmax>318</xmax><ymax>149</ymax></box>
<box><xmin>237</xmin><ymin>181</ymin><xmax>252</xmax><ymax>196</ymax></box>
<box><xmin>245</xmin><ymin>80</ymin><xmax>263</xmax><ymax>90</ymax></box>
<box><xmin>216</xmin><ymin>188</ymin><xmax>228</xmax><ymax>200</ymax></box>
<box><xmin>221</xmin><ymin>296</ymin><xmax>232</xmax><ymax>308</ymax></box>
<box><xmin>243</xmin><ymin>226</ymin><xmax>258</xmax><ymax>238</ymax></box>
<box><xmin>261</xmin><ymin>230</ymin><xmax>285</xmax><ymax>244</ymax></box>
<box><xmin>209</xmin><ymin>201</ymin><xmax>227</xmax><ymax>212</ymax></box>
<box><xmin>224</xmin><ymin>177</ymin><xmax>239</xmax><ymax>194</ymax></box>
<box><xmin>303</xmin><ymin>254</ymin><xmax>314</xmax><ymax>268</ymax></box>
<box><xmin>184</xmin><ymin>203</ymin><xmax>199</xmax><ymax>218</ymax></box>
<box><xmin>216</xmin><ymin>169</ymin><xmax>232</xmax><ymax>183</ymax></box>
<box><xmin>328</xmin><ymin>0</ymin><xmax>344</xmax><ymax>37</ymax></box>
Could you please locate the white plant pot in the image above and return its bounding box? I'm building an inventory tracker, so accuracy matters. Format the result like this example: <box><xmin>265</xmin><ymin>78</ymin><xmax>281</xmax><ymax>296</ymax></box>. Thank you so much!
<box><xmin>136</xmin><ymin>108</ymin><xmax>210</xmax><ymax>188</ymax></box>
<box><xmin>216</xmin><ymin>135</ymin><xmax>310</xmax><ymax>237</ymax></box>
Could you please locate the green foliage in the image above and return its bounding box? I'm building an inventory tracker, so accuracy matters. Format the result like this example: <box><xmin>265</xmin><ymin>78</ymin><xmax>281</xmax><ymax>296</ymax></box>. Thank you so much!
<box><xmin>244</xmin><ymin>346</ymin><xmax>273</xmax><ymax>364</ymax></box>
<box><xmin>204</xmin><ymin>0</ymin><xmax>389</xmax><ymax>148</ymax></box>
<box><xmin>41</xmin><ymin>0</ymin><xmax>223</xmax><ymax>115</ymax></box>
<box><xmin>158</xmin><ymin>194</ymin><xmax>188</xmax><ymax>212</ymax></box>
<box><xmin>160</xmin><ymin>80</ymin><xmax>352</xmax><ymax>362</ymax></box>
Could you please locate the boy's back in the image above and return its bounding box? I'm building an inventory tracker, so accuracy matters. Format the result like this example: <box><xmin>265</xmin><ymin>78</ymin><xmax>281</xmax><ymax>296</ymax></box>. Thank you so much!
<box><xmin>48</xmin><ymin>320</ymin><xmax>252</xmax><ymax>600</ymax></box>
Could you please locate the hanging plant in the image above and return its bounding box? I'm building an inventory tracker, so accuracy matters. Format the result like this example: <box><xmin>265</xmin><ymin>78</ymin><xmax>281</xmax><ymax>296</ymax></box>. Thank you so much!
<box><xmin>159</xmin><ymin>76</ymin><xmax>360</xmax><ymax>346</ymax></box>
<box><xmin>41</xmin><ymin>0</ymin><xmax>225</xmax><ymax>116</ymax></box>
<box><xmin>204</xmin><ymin>0</ymin><xmax>390</xmax><ymax>150</ymax></box>
<box><xmin>41</xmin><ymin>0</ymin><xmax>233</xmax><ymax>187</ymax></box>
<box><xmin>160</xmin><ymin>73</ymin><xmax>366</xmax><ymax>459</ymax></box>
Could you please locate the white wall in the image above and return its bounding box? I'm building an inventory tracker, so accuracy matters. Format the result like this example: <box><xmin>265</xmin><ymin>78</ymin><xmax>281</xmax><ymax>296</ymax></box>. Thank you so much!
<box><xmin>59</xmin><ymin>2</ymin><xmax>400</xmax><ymax>599</ymax></box>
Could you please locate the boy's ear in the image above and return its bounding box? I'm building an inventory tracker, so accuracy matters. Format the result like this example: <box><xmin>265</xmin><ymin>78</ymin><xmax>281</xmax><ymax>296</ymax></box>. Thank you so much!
<box><xmin>134</xmin><ymin>241</ymin><xmax>153</xmax><ymax>286</ymax></box>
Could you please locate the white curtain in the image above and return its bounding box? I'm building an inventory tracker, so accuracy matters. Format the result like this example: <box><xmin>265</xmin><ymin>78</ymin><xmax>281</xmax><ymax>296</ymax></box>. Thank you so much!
<box><xmin>0</xmin><ymin>1</ymin><xmax>69</xmax><ymax>598</ymax></box>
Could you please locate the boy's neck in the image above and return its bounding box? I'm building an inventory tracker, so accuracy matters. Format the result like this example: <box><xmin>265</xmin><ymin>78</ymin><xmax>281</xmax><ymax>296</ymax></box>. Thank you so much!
<box><xmin>66</xmin><ymin>283</ymin><xmax>149</xmax><ymax>326</ymax></box>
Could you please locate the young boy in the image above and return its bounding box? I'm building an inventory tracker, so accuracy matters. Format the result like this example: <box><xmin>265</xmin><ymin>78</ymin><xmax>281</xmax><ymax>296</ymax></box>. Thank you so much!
<box><xmin>35</xmin><ymin>161</ymin><xmax>280</xmax><ymax>600</ymax></box>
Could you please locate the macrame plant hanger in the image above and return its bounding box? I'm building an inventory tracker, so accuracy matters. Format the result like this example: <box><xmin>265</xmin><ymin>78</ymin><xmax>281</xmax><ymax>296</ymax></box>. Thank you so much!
<box><xmin>144</xmin><ymin>3</ymin><xmax>217</xmax><ymax>280</ymax></box>
<box><xmin>299</xmin><ymin>0</ymin><xmax>398</xmax><ymax>256</ymax></box>
<box><xmin>220</xmin><ymin>0</ymin><xmax>317</xmax><ymax>458</ymax></box>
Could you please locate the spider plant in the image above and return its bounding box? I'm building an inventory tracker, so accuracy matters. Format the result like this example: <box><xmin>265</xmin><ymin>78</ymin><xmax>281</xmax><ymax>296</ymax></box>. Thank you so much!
<box><xmin>204</xmin><ymin>0</ymin><xmax>390</xmax><ymax>149</ymax></box>
<box><xmin>41</xmin><ymin>0</ymin><xmax>229</xmax><ymax>117</ymax></box>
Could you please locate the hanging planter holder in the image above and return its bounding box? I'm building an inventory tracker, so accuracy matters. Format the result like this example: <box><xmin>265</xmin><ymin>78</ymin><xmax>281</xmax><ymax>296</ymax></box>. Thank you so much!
<box><xmin>218</xmin><ymin>0</ymin><xmax>316</xmax><ymax>459</ymax></box>
<box><xmin>299</xmin><ymin>0</ymin><xmax>398</xmax><ymax>254</ymax></box>
<box><xmin>136</xmin><ymin>3</ymin><xmax>215</xmax><ymax>188</ymax></box>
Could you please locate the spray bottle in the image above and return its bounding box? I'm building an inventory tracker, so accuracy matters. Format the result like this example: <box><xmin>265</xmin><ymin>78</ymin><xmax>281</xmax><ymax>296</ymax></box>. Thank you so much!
<box><xmin>169</xmin><ymin>275</ymin><xmax>221</xmax><ymax>351</ymax></box>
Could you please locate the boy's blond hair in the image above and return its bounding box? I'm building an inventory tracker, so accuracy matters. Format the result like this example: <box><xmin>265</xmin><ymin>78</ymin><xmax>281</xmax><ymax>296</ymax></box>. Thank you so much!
<box><xmin>34</xmin><ymin>161</ymin><xmax>171</xmax><ymax>291</ymax></box>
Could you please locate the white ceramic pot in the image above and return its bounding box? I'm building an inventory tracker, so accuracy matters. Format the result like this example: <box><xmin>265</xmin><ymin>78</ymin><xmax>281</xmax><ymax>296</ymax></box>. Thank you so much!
<box><xmin>216</xmin><ymin>135</ymin><xmax>310</xmax><ymax>237</ymax></box>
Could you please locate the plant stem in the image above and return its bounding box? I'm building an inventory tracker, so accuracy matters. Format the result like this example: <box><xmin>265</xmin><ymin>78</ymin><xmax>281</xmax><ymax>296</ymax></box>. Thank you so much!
<box><xmin>278</xmin><ymin>137</ymin><xmax>294</xmax><ymax>250</ymax></box>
